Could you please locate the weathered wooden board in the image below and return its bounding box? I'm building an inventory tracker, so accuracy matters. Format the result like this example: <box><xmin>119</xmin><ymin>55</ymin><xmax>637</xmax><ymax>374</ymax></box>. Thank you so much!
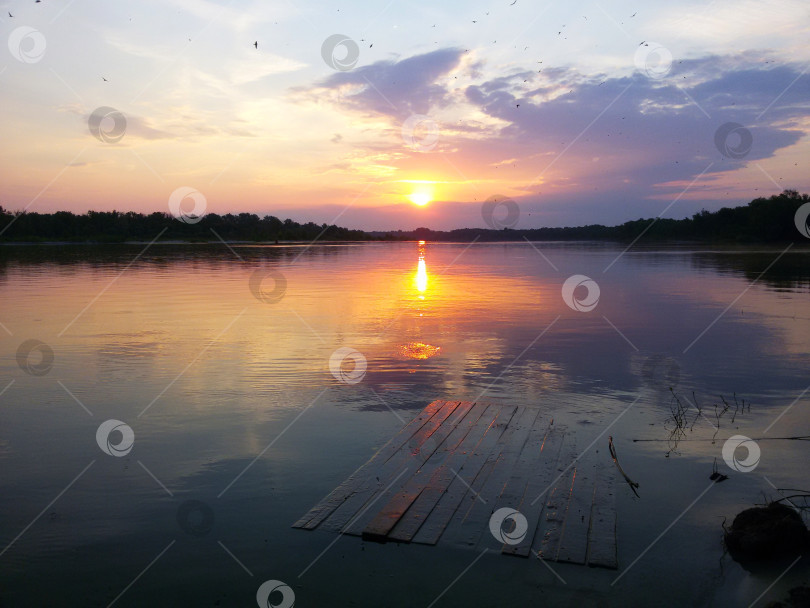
<box><xmin>386</xmin><ymin>403</ymin><xmax>501</xmax><ymax>542</ymax></box>
<box><xmin>501</xmin><ymin>423</ymin><xmax>565</xmax><ymax>557</ymax></box>
<box><xmin>586</xmin><ymin>469</ymin><xmax>618</xmax><ymax>569</ymax></box>
<box><xmin>359</xmin><ymin>401</ymin><xmax>485</xmax><ymax>540</ymax></box>
<box><xmin>448</xmin><ymin>406</ymin><xmax>540</xmax><ymax>548</ymax></box>
<box><xmin>411</xmin><ymin>404</ymin><xmax>518</xmax><ymax>545</ymax></box>
<box><xmin>292</xmin><ymin>400</ymin><xmax>618</xmax><ymax>570</ymax></box>
<box><xmin>320</xmin><ymin>400</ymin><xmax>462</xmax><ymax>533</ymax></box>
<box><xmin>556</xmin><ymin>464</ymin><xmax>594</xmax><ymax>565</ymax></box>
<box><xmin>293</xmin><ymin>399</ymin><xmax>450</xmax><ymax>529</ymax></box>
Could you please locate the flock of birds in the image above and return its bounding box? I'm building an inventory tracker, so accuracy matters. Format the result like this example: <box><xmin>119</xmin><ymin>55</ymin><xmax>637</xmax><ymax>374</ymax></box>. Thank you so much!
<box><xmin>6</xmin><ymin>3</ymin><xmax>653</xmax><ymax>88</ymax></box>
<box><xmin>8</xmin><ymin>1</ymin><xmax>643</xmax><ymax>63</ymax></box>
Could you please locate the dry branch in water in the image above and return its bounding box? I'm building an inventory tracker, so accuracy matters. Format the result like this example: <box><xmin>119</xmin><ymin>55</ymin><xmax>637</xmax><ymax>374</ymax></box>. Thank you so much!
<box><xmin>609</xmin><ymin>436</ymin><xmax>640</xmax><ymax>497</ymax></box>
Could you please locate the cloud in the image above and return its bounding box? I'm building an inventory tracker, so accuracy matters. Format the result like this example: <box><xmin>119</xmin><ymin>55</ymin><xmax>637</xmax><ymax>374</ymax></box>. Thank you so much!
<box><xmin>124</xmin><ymin>114</ymin><xmax>175</xmax><ymax>140</ymax></box>
<box><xmin>292</xmin><ymin>48</ymin><xmax>809</xmax><ymax>228</ymax></box>
<box><xmin>461</xmin><ymin>54</ymin><xmax>808</xmax><ymax>196</ymax></box>
<box><xmin>308</xmin><ymin>47</ymin><xmax>465</xmax><ymax>121</ymax></box>
<box><xmin>651</xmin><ymin>0</ymin><xmax>810</xmax><ymax>56</ymax></box>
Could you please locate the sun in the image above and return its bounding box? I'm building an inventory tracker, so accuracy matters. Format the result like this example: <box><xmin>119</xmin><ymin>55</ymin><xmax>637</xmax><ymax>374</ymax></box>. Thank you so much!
<box><xmin>408</xmin><ymin>191</ymin><xmax>432</xmax><ymax>206</ymax></box>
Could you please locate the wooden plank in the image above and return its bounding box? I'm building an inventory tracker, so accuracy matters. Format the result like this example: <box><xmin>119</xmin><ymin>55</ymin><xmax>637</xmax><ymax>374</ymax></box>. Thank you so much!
<box><xmin>358</xmin><ymin>401</ymin><xmax>486</xmax><ymax>541</ymax></box>
<box><xmin>485</xmin><ymin>413</ymin><xmax>550</xmax><ymax>552</ymax></box>
<box><xmin>586</xmin><ymin>469</ymin><xmax>617</xmax><ymax>569</ymax></box>
<box><xmin>292</xmin><ymin>397</ymin><xmax>619</xmax><ymax>570</ymax></box>
<box><xmin>556</xmin><ymin>463</ymin><xmax>594</xmax><ymax>565</ymax></box>
<box><xmin>387</xmin><ymin>403</ymin><xmax>502</xmax><ymax>542</ymax></box>
<box><xmin>534</xmin><ymin>436</ymin><xmax>577</xmax><ymax>561</ymax></box>
<box><xmin>501</xmin><ymin>424</ymin><xmax>565</xmax><ymax>557</ymax></box>
<box><xmin>412</xmin><ymin>404</ymin><xmax>518</xmax><ymax>545</ymax></box>
<box><xmin>321</xmin><ymin>401</ymin><xmax>461</xmax><ymax>534</ymax></box>
<box><xmin>360</xmin><ymin>487</ymin><xmax>426</xmax><ymax>542</ymax></box>
<box><xmin>293</xmin><ymin>399</ymin><xmax>452</xmax><ymax>529</ymax></box>
<box><xmin>445</xmin><ymin>406</ymin><xmax>540</xmax><ymax>548</ymax></box>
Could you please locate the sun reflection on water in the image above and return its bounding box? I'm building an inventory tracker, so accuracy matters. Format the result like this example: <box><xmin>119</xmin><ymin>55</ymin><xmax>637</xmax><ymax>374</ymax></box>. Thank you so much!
<box><xmin>415</xmin><ymin>240</ymin><xmax>428</xmax><ymax>295</ymax></box>
<box><xmin>398</xmin><ymin>341</ymin><xmax>441</xmax><ymax>360</ymax></box>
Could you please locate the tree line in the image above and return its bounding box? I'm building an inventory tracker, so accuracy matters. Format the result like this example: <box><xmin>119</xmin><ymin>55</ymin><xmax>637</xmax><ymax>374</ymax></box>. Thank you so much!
<box><xmin>385</xmin><ymin>190</ymin><xmax>810</xmax><ymax>243</ymax></box>
<box><xmin>0</xmin><ymin>209</ymin><xmax>370</xmax><ymax>243</ymax></box>
<box><xmin>1</xmin><ymin>190</ymin><xmax>807</xmax><ymax>243</ymax></box>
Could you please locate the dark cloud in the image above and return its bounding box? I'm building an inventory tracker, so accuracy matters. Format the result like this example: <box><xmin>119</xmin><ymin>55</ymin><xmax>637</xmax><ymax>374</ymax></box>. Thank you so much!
<box><xmin>313</xmin><ymin>47</ymin><xmax>464</xmax><ymax>120</ymax></box>
<box><xmin>467</xmin><ymin>56</ymin><xmax>808</xmax><ymax>186</ymax></box>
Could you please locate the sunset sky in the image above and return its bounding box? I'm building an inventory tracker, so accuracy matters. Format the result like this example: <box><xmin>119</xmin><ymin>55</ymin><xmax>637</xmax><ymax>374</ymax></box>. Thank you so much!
<box><xmin>1</xmin><ymin>0</ymin><xmax>808</xmax><ymax>230</ymax></box>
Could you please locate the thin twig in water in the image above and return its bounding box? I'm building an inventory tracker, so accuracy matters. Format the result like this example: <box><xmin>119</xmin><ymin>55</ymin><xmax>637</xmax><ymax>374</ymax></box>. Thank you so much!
<box><xmin>608</xmin><ymin>436</ymin><xmax>640</xmax><ymax>497</ymax></box>
<box><xmin>691</xmin><ymin>390</ymin><xmax>703</xmax><ymax>431</ymax></box>
<box><xmin>665</xmin><ymin>388</ymin><xmax>689</xmax><ymax>455</ymax></box>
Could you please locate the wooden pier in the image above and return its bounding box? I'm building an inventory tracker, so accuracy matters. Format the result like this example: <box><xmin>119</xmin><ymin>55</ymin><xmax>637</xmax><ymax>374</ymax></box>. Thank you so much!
<box><xmin>293</xmin><ymin>400</ymin><xmax>617</xmax><ymax>569</ymax></box>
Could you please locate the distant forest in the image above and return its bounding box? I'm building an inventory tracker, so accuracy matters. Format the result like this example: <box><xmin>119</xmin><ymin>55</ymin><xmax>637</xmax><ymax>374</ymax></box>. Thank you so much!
<box><xmin>0</xmin><ymin>190</ymin><xmax>807</xmax><ymax>244</ymax></box>
<box><xmin>0</xmin><ymin>209</ymin><xmax>370</xmax><ymax>243</ymax></box>
<box><xmin>388</xmin><ymin>190</ymin><xmax>810</xmax><ymax>243</ymax></box>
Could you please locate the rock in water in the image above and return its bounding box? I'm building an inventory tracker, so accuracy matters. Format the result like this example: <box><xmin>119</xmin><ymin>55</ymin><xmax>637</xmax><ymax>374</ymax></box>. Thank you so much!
<box><xmin>725</xmin><ymin>502</ymin><xmax>809</xmax><ymax>566</ymax></box>
<box><xmin>764</xmin><ymin>585</ymin><xmax>810</xmax><ymax>608</ymax></box>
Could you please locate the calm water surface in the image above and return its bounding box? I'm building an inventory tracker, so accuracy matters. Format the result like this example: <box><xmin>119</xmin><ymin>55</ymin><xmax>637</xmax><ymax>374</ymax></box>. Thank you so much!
<box><xmin>1</xmin><ymin>241</ymin><xmax>809</xmax><ymax>607</ymax></box>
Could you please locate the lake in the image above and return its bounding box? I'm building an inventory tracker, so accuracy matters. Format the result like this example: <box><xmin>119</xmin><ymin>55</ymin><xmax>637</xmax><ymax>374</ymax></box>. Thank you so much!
<box><xmin>1</xmin><ymin>241</ymin><xmax>809</xmax><ymax>607</ymax></box>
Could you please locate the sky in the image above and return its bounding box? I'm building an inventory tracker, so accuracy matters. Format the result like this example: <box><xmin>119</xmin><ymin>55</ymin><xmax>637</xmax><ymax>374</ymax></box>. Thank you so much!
<box><xmin>1</xmin><ymin>0</ymin><xmax>809</xmax><ymax>230</ymax></box>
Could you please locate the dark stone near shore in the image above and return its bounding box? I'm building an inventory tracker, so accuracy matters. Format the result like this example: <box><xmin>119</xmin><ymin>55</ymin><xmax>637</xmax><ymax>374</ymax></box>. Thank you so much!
<box><xmin>725</xmin><ymin>503</ymin><xmax>809</xmax><ymax>566</ymax></box>
<box><xmin>764</xmin><ymin>585</ymin><xmax>810</xmax><ymax>608</ymax></box>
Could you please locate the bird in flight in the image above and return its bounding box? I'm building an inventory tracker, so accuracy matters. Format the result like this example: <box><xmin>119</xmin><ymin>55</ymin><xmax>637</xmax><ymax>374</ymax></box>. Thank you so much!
<box><xmin>8</xmin><ymin>11</ymin><xmax>13</xmax><ymax>17</ymax></box>
<box><xmin>102</xmin><ymin>77</ymin><xmax>108</xmax><ymax>82</ymax></box>
<box><xmin>253</xmin><ymin>41</ymin><xmax>258</xmax><ymax>48</ymax></box>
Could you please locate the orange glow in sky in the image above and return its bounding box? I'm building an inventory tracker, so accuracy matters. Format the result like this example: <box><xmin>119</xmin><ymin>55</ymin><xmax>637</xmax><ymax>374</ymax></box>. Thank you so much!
<box><xmin>1</xmin><ymin>1</ymin><xmax>808</xmax><ymax>232</ymax></box>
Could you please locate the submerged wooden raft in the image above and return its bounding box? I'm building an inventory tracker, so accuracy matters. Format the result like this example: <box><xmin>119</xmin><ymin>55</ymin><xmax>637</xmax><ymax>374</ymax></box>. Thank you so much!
<box><xmin>293</xmin><ymin>400</ymin><xmax>617</xmax><ymax>569</ymax></box>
